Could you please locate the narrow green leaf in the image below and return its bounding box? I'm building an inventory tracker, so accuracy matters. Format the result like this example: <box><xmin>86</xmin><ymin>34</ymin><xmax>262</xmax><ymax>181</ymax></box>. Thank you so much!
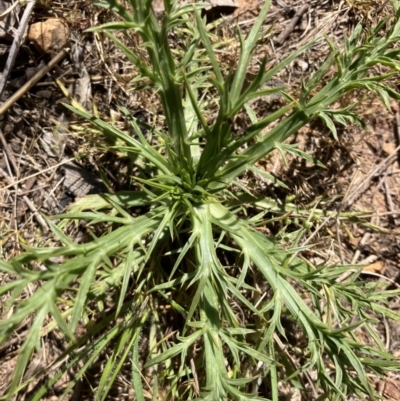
<box><xmin>230</xmin><ymin>0</ymin><xmax>272</xmax><ymax>104</ymax></box>
<box><xmin>145</xmin><ymin>329</ymin><xmax>203</xmax><ymax>368</ymax></box>
<box><xmin>70</xmin><ymin>258</ymin><xmax>99</xmax><ymax>331</ymax></box>
<box><xmin>319</xmin><ymin>111</ymin><xmax>338</xmax><ymax>141</ymax></box>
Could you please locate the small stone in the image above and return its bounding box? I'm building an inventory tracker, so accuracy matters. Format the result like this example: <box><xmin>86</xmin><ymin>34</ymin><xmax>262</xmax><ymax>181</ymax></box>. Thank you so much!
<box><xmin>208</xmin><ymin>0</ymin><xmax>237</xmax><ymax>7</ymax></box>
<box><xmin>297</xmin><ymin>59</ymin><xmax>309</xmax><ymax>72</ymax></box>
<box><xmin>152</xmin><ymin>0</ymin><xmax>165</xmax><ymax>17</ymax></box>
<box><xmin>382</xmin><ymin>141</ymin><xmax>396</xmax><ymax>155</ymax></box>
<box><xmin>28</xmin><ymin>18</ymin><xmax>70</xmax><ymax>55</ymax></box>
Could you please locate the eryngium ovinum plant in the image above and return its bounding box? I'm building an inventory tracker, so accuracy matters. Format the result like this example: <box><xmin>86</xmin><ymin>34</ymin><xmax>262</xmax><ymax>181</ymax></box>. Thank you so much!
<box><xmin>2</xmin><ymin>0</ymin><xmax>400</xmax><ymax>400</ymax></box>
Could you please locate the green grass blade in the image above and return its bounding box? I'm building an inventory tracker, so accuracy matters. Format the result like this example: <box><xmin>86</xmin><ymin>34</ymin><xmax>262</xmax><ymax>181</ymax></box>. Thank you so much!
<box><xmin>229</xmin><ymin>0</ymin><xmax>272</xmax><ymax>104</ymax></box>
<box><xmin>63</xmin><ymin>104</ymin><xmax>172</xmax><ymax>175</ymax></box>
<box><xmin>6</xmin><ymin>307</ymin><xmax>48</xmax><ymax>401</ymax></box>
<box><xmin>132</xmin><ymin>329</ymin><xmax>146</xmax><ymax>401</ymax></box>
<box><xmin>69</xmin><ymin>257</ymin><xmax>99</xmax><ymax>331</ymax></box>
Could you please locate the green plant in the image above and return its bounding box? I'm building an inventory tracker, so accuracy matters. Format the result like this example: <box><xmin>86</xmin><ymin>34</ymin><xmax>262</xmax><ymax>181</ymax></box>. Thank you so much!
<box><xmin>2</xmin><ymin>0</ymin><xmax>400</xmax><ymax>400</ymax></box>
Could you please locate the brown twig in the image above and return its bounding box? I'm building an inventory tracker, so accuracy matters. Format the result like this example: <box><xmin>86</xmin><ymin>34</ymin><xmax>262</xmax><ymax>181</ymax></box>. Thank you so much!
<box><xmin>335</xmin><ymin>216</ymin><xmax>345</xmax><ymax>264</ymax></box>
<box><xmin>0</xmin><ymin>0</ymin><xmax>37</xmax><ymax>97</ymax></box>
<box><xmin>0</xmin><ymin>161</ymin><xmax>48</xmax><ymax>233</ymax></box>
<box><xmin>2</xmin><ymin>151</ymin><xmax>19</xmax><ymax>244</ymax></box>
<box><xmin>351</xmin><ymin>231</ymin><xmax>371</xmax><ymax>265</ymax></box>
<box><xmin>21</xmin><ymin>195</ymin><xmax>48</xmax><ymax>233</ymax></box>
<box><xmin>0</xmin><ymin>128</ymin><xmax>19</xmax><ymax>177</ymax></box>
<box><xmin>383</xmin><ymin>174</ymin><xmax>400</xmax><ymax>225</ymax></box>
<box><xmin>395</xmin><ymin>111</ymin><xmax>400</xmax><ymax>168</ymax></box>
<box><xmin>190</xmin><ymin>358</ymin><xmax>200</xmax><ymax>395</ymax></box>
<box><xmin>343</xmin><ymin>144</ymin><xmax>400</xmax><ymax>208</ymax></box>
<box><xmin>0</xmin><ymin>157</ymin><xmax>75</xmax><ymax>192</ymax></box>
<box><xmin>275</xmin><ymin>4</ymin><xmax>309</xmax><ymax>45</ymax></box>
<box><xmin>0</xmin><ymin>48</ymin><xmax>70</xmax><ymax>116</ymax></box>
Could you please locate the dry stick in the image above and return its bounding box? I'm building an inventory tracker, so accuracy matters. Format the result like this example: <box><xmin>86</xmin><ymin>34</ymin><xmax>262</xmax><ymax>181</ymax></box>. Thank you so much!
<box><xmin>2</xmin><ymin>151</ymin><xmax>19</xmax><ymax>242</ymax></box>
<box><xmin>395</xmin><ymin>111</ymin><xmax>400</xmax><ymax>169</ymax></box>
<box><xmin>17</xmin><ymin>184</ymin><xmax>55</xmax><ymax>232</ymax></box>
<box><xmin>383</xmin><ymin>174</ymin><xmax>400</xmax><ymax>225</ymax></box>
<box><xmin>336</xmin><ymin>215</ymin><xmax>345</xmax><ymax>264</ymax></box>
<box><xmin>1</xmin><ymin>158</ymin><xmax>48</xmax><ymax>233</ymax></box>
<box><xmin>276</xmin><ymin>0</ymin><xmax>289</xmax><ymax>8</ymax></box>
<box><xmin>190</xmin><ymin>358</ymin><xmax>200</xmax><ymax>395</ymax></box>
<box><xmin>0</xmin><ymin>48</ymin><xmax>70</xmax><ymax>116</ymax></box>
<box><xmin>21</xmin><ymin>195</ymin><xmax>48</xmax><ymax>233</ymax></box>
<box><xmin>351</xmin><ymin>232</ymin><xmax>371</xmax><ymax>265</ymax></box>
<box><xmin>344</xmin><ymin>143</ymin><xmax>400</xmax><ymax>208</ymax></box>
<box><xmin>376</xmin><ymin>0</ymin><xmax>390</xmax><ymax>16</ymax></box>
<box><xmin>0</xmin><ymin>157</ymin><xmax>75</xmax><ymax>192</ymax></box>
<box><xmin>373</xmin><ymin>168</ymin><xmax>400</xmax><ymax>177</ymax></box>
<box><xmin>0</xmin><ymin>128</ymin><xmax>19</xmax><ymax>176</ymax></box>
<box><xmin>383</xmin><ymin>314</ymin><xmax>391</xmax><ymax>352</ymax></box>
<box><xmin>18</xmin><ymin>176</ymin><xmax>63</xmax><ymax>232</ymax></box>
<box><xmin>275</xmin><ymin>4</ymin><xmax>309</xmax><ymax>45</ymax></box>
<box><xmin>0</xmin><ymin>0</ymin><xmax>37</xmax><ymax>97</ymax></box>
